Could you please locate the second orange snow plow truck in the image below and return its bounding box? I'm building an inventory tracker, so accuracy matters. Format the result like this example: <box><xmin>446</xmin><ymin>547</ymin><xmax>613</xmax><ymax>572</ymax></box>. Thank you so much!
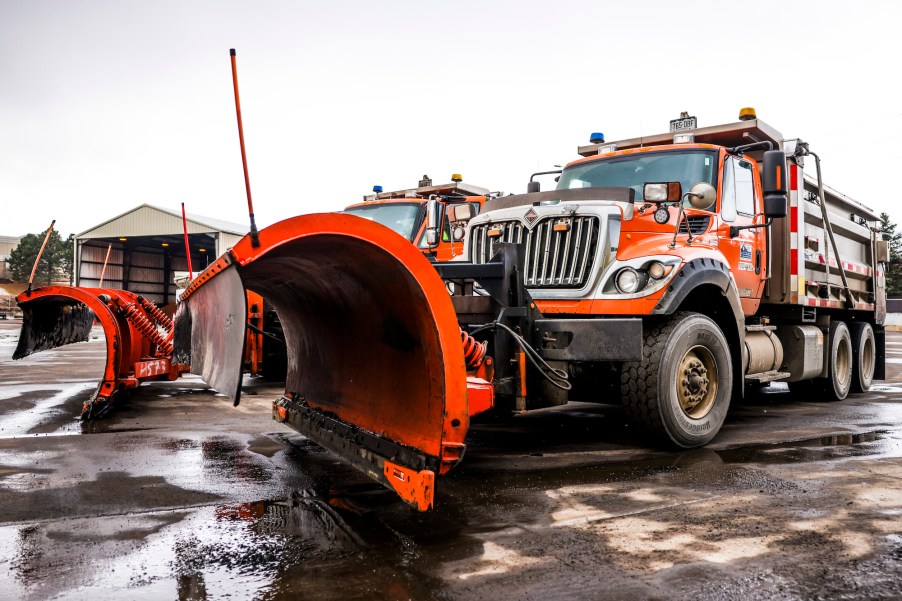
<box><xmin>175</xmin><ymin>110</ymin><xmax>885</xmax><ymax>510</ymax></box>
<box><xmin>343</xmin><ymin>174</ymin><xmax>492</xmax><ymax>262</ymax></box>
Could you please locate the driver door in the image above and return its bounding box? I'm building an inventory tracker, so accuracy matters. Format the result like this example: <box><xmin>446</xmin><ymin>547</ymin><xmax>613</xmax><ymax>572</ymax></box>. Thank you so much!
<box><xmin>718</xmin><ymin>156</ymin><xmax>766</xmax><ymax>315</ymax></box>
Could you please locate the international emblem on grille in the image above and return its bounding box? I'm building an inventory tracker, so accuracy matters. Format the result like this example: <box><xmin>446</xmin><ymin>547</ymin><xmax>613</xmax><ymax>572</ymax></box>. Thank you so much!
<box><xmin>524</xmin><ymin>207</ymin><xmax>538</xmax><ymax>226</ymax></box>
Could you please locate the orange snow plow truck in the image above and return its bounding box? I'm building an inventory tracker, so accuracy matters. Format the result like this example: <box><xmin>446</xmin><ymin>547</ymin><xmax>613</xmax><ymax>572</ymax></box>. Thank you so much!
<box><xmin>175</xmin><ymin>110</ymin><xmax>886</xmax><ymax>510</ymax></box>
<box><xmin>343</xmin><ymin>174</ymin><xmax>493</xmax><ymax>262</ymax></box>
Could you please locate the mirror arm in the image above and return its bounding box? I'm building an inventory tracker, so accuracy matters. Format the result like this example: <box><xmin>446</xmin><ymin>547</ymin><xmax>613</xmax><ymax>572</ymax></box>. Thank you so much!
<box><xmin>529</xmin><ymin>169</ymin><xmax>563</xmax><ymax>182</ymax></box>
<box><xmin>729</xmin><ymin>219</ymin><xmax>773</xmax><ymax>238</ymax></box>
<box><xmin>726</xmin><ymin>141</ymin><xmax>774</xmax><ymax>156</ymax></box>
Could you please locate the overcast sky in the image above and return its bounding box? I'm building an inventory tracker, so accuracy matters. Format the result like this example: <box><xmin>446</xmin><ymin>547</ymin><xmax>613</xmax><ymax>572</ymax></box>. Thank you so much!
<box><xmin>2</xmin><ymin>0</ymin><xmax>901</xmax><ymax>238</ymax></box>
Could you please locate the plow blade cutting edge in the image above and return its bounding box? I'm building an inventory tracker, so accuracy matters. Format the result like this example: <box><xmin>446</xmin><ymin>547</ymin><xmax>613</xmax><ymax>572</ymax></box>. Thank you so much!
<box><xmin>177</xmin><ymin>213</ymin><xmax>470</xmax><ymax>510</ymax></box>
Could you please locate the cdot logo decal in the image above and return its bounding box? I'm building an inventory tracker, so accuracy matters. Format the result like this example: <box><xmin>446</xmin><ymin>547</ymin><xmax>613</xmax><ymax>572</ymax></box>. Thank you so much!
<box><xmin>524</xmin><ymin>208</ymin><xmax>538</xmax><ymax>226</ymax></box>
<box><xmin>740</xmin><ymin>243</ymin><xmax>753</xmax><ymax>261</ymax></box>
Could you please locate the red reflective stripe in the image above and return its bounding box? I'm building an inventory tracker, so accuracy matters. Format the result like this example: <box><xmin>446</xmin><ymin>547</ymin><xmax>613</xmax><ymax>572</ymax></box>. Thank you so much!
<box><xmin>790</xmin><ymin>248</ymin><xmax>798</xmax><ymax>275</ymax></box>
<box><xmin>790</xmin><ymin>164</ymin><xmax>799</xmax><ymax>189</ymax></box>
<box><xmin>790</xmin><ymin>206</ymin><xmax>798</xmax><ymax>232</ymax></box>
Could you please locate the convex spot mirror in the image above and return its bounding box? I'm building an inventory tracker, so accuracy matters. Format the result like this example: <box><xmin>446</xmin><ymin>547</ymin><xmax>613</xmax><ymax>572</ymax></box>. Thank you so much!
<box><xmin>687</xmin><ymin>182</ymin><xmax>716</xmax><ymax>210</ymax></box>
<box><xmin>762</xmin><ymin>150</ymin><xmax>788</xmax><ymax>218</ymax></box>
<box><xmin>643</xmin><ymin>181</ymin><xmax>682</xmax><ymax>202</ymax></box>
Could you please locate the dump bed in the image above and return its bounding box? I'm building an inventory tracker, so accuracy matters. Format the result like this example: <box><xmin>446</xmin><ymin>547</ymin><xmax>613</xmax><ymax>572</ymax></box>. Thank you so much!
<box><xmin>765</xmin><ymin>161</ymin><xmax>883</xmax><ymax>322</ymax></box>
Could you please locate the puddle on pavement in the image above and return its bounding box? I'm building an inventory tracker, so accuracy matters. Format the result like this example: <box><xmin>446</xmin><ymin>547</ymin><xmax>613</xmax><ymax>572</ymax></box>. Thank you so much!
<box><xmin>1</xmin><ymin>427</ymin><xmax>900</xmax><ymax>600</ymax></box>
<box><xmin>0</xmin><ymin>490</ymin><xmax>450</xmax><ymax>601</ymax></box>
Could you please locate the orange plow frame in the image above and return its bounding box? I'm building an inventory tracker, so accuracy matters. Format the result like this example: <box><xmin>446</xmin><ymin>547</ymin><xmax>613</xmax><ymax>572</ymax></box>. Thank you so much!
<box><xmin>14</xmin><ymin>286</ymin><xmax>182</xmax><ymax>417</ymax></box>
<box><xmin>180</xmin><ymin>213</ymin><xmax>490</xmax><ymax>510</ymax></box>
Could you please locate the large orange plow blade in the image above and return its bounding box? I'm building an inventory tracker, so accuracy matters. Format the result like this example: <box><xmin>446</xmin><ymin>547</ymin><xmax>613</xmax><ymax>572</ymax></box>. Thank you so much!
<box><xmin>178</xmin><ymin>214</ymin><xmax>470</xmax><ymax>510</ymax></box>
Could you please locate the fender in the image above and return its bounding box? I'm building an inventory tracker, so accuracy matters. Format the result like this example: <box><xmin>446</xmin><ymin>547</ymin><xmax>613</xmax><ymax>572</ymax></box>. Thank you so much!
<box><xmin>652</xmin><ymin>257</ymin><xmax>748</xmax><ymax>377</ymax></box>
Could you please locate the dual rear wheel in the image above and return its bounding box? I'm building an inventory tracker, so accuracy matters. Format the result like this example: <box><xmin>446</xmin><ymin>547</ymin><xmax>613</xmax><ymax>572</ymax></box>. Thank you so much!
<box><xmin>789</xmin><ymin>320</ymin><xmax>875</xmax><ymax>401</ymax></box>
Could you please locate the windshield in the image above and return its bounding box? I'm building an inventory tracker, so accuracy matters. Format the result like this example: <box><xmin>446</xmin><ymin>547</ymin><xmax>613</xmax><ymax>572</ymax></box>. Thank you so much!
<box><xmin>344</xmin><ymin>202</ymin><xmax>424</xmax><ymax>241</ymax></box>
<box><xmin>557</xmin><ymin>150</ymin><xmax>717</xmax><ymax>205</ymax></box>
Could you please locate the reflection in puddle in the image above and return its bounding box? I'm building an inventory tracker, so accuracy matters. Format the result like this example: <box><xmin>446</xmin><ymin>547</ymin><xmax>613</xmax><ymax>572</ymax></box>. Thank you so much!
<box><xmin>2</xmin><ymin>494</ymin><xmax>369</xmax><ymax>600</ymax></box>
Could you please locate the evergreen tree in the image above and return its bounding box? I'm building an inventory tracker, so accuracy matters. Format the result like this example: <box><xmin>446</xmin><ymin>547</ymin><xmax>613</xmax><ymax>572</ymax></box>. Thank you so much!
<box><xmin>8</xmin><ymin>229</ymin><xmax>74</xmax><ymax>285</ymax></box>
<box><xmin>880</xmin><ymin>212</ymin><xmax>902</xmax><ymax>296</ymax></box>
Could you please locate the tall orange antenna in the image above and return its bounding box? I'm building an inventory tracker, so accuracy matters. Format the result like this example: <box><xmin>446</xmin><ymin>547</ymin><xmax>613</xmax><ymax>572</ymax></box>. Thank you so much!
<box><xmin>27</xmin><ymin>220</ymin><xmax>56</xmax><ymax>294</ymax></box>
<box><xmin>181</xmin><ymin>202</ymin><xmax>194</xmax><ymax>279</ymax></box>
<box><xmin>229</xmin><ymin>48</ymin><xmax>260</xmax><ymax>247</ymax></box>
<box><xmin>98</xmin><ymin>243</ymin><xmax>112</xmax><ymax>287</ymax></box>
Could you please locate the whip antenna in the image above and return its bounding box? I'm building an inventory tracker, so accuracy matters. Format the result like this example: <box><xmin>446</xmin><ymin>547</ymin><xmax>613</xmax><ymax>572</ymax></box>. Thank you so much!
<box><xmin>27</xmin><ymin>220</ymin><xmax>56</xmax><ymax>294</ymax></box>
<box><xmin>98</xmin><ymin>243</ymin><xmax>112</xmax><ymax>287</ymax></box>
<box><xmin>181</xmin><ymin>202</ymin><xmax>194</xmax><ymax>279</ymax></box>
<box><xmin>229</xmin><ymin>48</ymin><xmax>260</xmax><ymax>247</ymax></box>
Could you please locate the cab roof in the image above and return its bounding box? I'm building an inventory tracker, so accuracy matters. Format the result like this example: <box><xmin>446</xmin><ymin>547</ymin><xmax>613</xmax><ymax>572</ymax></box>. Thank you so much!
<box><xmin>577</xmin><ymin>118</ymin><xmax>785</xmax><ymax>157</ymax></box>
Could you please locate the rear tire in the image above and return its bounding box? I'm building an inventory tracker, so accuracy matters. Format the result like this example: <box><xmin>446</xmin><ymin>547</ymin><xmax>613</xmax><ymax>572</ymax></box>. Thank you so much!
<box><xmin>849</xmin><ymin>322</ymin><xmax>875</xmax><ymax>393</ymax></box>
<box><xmin>621</xmin><ymin>312</ymin><xmax>732</xmax><ymax>448</ymax></box>
<box><xmin>822</xmin><ymin>320</ymin><xmax>853</xmax><ymax>401</ymax></box>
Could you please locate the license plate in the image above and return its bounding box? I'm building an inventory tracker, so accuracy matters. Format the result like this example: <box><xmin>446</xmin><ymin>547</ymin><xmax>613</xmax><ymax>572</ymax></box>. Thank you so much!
<box><xmin>670</xmin><ymin>116</ymin><xmax>697</xmax><ymax>132</ymax></box>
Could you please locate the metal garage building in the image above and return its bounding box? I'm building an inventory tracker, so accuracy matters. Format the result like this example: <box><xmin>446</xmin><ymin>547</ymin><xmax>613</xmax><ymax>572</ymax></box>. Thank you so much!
<box><xmin>75</xmin><ymin>204</ymin><xmax>246</xmax><ymax>307</ymax></box>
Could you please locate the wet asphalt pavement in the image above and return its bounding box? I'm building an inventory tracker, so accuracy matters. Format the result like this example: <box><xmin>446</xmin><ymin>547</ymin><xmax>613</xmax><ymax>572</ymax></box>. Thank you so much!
<box><xmin>1</xmin><ymin>320</ymin><xmax>902</xmax><ymax>600</ymax></box>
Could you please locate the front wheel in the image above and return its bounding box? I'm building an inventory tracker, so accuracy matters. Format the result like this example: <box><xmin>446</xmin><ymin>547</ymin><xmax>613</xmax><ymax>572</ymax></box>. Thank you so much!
<box><xmin>621</xmin><ymin>312</ymin><xmax>733</xmax><ymax>448</ymax></box>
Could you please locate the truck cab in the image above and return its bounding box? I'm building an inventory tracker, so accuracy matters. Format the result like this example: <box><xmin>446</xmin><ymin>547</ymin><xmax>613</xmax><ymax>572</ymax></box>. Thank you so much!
<box><xmin>343</xmin><ymin>175</ymin><xmax>494</xmax><ymax>262</ymax></box>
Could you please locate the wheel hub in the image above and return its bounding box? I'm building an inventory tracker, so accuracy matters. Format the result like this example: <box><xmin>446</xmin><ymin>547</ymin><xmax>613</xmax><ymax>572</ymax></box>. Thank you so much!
<box><xmin>676</xmin><ymin>347</ymin><xmax>717</xmax><ymax>419</ymax></box>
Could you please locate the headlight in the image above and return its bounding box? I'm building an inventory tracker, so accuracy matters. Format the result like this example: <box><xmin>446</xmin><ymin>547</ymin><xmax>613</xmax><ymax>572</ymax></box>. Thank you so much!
<box><xmin>648</xmin><ymin>261</ymin><xmax>666</xmax><ymax>279</ymax></box>
<box><xmin>615</xmin><ymin>268</ymin><xmax>641</xmax><ymax>294</ymax></box>
<box><xmin>602</xmin><ymin>257</ymin><xmax>680</xmax><ymax>297</ymax></box>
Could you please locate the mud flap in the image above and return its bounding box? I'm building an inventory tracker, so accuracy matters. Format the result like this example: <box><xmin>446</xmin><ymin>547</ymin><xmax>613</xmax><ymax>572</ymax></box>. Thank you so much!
<box><xmin>175</xmin><ymin>259</ymin><xmax>248</xmax><ymax>404</ymax></box>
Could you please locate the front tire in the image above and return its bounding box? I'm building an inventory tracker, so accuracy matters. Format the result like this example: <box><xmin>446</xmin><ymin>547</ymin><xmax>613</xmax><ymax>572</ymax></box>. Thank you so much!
<box><xmin>621</xmin><ymin>312</ymin><xmax>732</xmax><ymax>448</ymax></box>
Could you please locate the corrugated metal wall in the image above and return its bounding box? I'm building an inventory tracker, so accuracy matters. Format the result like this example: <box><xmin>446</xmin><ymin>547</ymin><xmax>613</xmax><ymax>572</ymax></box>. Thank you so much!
<box><xmin>78</xmin><ymin>245</ymin><xmax>124</xmax><ymax>288</ymax></box>
<box><xmin>78</xmin><ymin>244</ymin><xmax>193</xmax><ymax>305</ymax></box>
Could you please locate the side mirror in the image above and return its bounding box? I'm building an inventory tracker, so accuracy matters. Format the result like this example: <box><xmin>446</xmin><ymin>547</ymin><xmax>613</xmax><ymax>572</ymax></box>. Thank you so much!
<box><xmin>763</xmin><ymin>150</ymin><xmax>788</xmax><ymax>218</ymax></box>
<box><xmin>424</xmin><ymin>198</ymin><xmax>440</xmax><ymax>247</ymax></box>
<box><xmin>446</xmin><ymin>203</ymin><xmax>476</xmax><ymax>223</ymax></box>
<box><xmin>687</xmin><ymin>182</ymin><xmax>716</xmax><ymax>210</ymax></box>
<box><xmin>643</xmin><ymin>181</ymin><xmax>682</xmax><ymax>202</ymax></box>
<box><xmin>527</xmin><ymin>181</ymin><xmax>540</xmax><ymax>193</ymax></box>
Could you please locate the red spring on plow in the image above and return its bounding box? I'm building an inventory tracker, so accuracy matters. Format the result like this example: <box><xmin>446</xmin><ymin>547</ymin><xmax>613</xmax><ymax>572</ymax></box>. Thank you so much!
<box><xmin>136</xmin><ymin>295</ymin><xmax>173</xmax><ymax>330</ymax></box>
<box><xmin>461</xmin><ymin>328</ymin><xmax>488</xmax><ymax>370</ymax></box>
<box><xmin>120</xmin><ymin>302</ymin><xmax>172</xmax><ymax>355</ymax></box>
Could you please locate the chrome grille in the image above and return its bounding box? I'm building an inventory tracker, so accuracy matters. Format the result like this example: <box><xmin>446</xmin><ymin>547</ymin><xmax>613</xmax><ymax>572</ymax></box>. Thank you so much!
<box><xmin>470</xmin><ymin>217</ymin><xmax>600</xmax><ymax>288</ymax></box>
<box><xmin>471</xmin><ymin>221</ymin><xmax>525</xmax><ymax>265</ymax></box>
<box><xmin>679</xmin><ymin>215</ymin><xmax>711</xmax><ymax>235</ymax></box>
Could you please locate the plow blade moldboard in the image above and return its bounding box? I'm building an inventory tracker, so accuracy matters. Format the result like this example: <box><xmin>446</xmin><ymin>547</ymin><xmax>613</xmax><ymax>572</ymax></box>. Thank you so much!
<box><xmin>14</xmin><ymin>287</ymin><xmax>179</xmax><ymax>417</ymax></box>
<box><xmin>183</xmin><ymin>214</ymin><xmax>469</xmax><ymax>510</ymax></box>
<box><xmin>174</xmin><ymin>259</ymin><xmax>247</xmax><ymax>403</ymax></box>
<box><xmin>14</xmin><ymin>291</ymin><xmax>95</xmax><ymax>360</ymax></box>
